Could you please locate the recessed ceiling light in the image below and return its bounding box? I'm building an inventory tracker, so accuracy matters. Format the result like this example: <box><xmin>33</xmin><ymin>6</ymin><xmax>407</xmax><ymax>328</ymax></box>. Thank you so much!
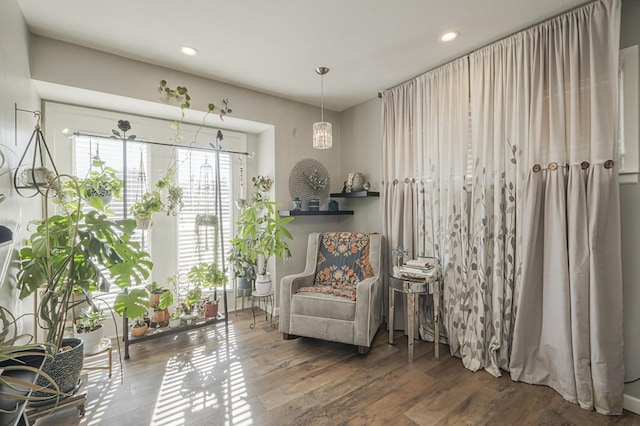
<box><xmin>181</xmin><ymin>46</ymin><xmax>198</xmax><ymax>56</ymax></box>
<box><xmin>440</xmin><ymin>31</ymin><xmax>459</xmax><ymax>42</ymax></box>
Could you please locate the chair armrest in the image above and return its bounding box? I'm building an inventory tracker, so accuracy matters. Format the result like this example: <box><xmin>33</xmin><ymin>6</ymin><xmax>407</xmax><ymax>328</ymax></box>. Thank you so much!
<box><xmin>279</xmin><ymin>271</ymin><xmax>315</xmax><ymax>334</ymax></box>
<box><xmin>354</xmin><ymin>275</ymin><xmax>382</xmax><ymax>347</ymax></box>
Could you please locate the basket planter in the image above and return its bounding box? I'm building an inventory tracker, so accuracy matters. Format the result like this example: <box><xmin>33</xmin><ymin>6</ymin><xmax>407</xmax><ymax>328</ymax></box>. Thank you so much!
<box><xmin>30</xmin><ymin>337</ymin><xmax>84</xmax><ymax>402</ymax></box>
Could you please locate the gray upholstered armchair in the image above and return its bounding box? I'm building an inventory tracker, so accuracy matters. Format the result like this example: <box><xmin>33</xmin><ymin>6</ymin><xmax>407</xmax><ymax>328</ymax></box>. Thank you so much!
<box><xmin>279</xmin><ymin>232</ymin><xmax>382</xmax><ymax>354</ymax></box>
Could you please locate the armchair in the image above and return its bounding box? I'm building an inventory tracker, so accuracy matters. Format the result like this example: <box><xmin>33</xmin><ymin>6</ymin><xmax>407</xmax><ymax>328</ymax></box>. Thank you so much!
<box><xmin>279</xmin><ymin>232</ymin><xmax>382</xmax><ymax>353</ymax></box>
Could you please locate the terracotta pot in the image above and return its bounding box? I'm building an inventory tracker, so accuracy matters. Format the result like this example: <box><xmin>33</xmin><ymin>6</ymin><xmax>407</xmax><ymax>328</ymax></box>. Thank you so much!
<box><xmin>151</xmin><ymin>309</ymin><xmax>170</xmax><ymax>327</ymax></box>
<box><xmin>204</xmin><ymin>302</ymin><xmax>219</xmax><ymax>318</ymax></box>
<box><xmin>149</xmin><ymin>293</ymin><xmax>161</xmax><ymax>309</ymax></box>
<box><xmin>130</xmin><ymin>324</ymin><xmax>148</xmax><ymax>337</ymax></box>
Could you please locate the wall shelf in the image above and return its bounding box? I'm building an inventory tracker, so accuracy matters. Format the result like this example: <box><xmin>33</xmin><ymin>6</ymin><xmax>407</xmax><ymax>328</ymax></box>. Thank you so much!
<box><xmin>278</xmin><ymin>210</ymin><xmax>354</xmax><ymax>217</ymax></box>
<box><xmin>330</xmin><ymin>191</ymin><xmax>379</xmax><ymax>198</ymax></box>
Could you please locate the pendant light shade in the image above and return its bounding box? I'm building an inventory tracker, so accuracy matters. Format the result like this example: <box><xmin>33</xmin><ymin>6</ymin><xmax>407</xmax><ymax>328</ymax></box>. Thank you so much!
<box><xmin>313</xmin><ymin>67</ymin><xmax>332</xmax><ymax>150</ymax></box>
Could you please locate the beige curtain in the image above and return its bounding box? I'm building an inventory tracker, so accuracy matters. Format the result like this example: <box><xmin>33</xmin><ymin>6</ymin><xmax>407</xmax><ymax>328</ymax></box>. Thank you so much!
<box><xmin>381</xmin><ymin>82</ymin><xmax>420</xmax><ymax>328</ymax></box>
<box><xmin>509</xmin><ymin>0</ymin><xmax>623</xmax><ymax>414</ymax></box>
<box><xmin>381</xmin><ymin>0</ymin><xmax>623</xmax><ymax>415</ymax></box>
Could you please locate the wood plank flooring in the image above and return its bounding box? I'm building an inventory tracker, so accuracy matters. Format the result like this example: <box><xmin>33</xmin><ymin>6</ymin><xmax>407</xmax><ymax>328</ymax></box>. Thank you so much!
<box><xmin>34</xmin><ymin>310</ymin><xmax>640</xmax><ymax>425</ymax></box>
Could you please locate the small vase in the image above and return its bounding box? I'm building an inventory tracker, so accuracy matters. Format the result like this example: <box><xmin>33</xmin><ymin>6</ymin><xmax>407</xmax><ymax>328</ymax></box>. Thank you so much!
<box><xmin>169</xmin><ymin>318</ymin><xmax>181</xmax><ymax>328</ymax></box>
<box><xmin>292</xmin><ymin>197</ymin><xmax>302</xmax><ymax>211</ymax></box>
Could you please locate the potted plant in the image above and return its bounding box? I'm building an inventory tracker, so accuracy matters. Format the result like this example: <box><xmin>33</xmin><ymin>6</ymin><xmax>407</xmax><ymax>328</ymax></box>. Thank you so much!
<box><xmin>0</xmin><ymin>305</ymin><xmax>60</xmax><ymax>420</ymax></box>
<box><xmin>168</xmin><ymin>308</ymin><xmax>182</xmax><ymax>328</ymax></box>
<box><xmin>227</xmin><ymin>245</ymin><xmax>257</xmax><ymax>297</ymax></box>
<box><xmin>130</xmin><ymin>317</ymin><xmax>148</xmax><ymax>337</ymax></box>
<box><xmin>17</xmin><ymin>176</ymin><xmax>152</xmax><ymax>401</ymax></box>
<box><xmin>130</xmin><ymin>191</ymin><xmax>163</xmax><ymax>229</ymax></box>
<box><xmin>78</xmin><ymin>154</ymin><xmax>124</xmax><ymax>211</ymax></box>
<box><xmin>73</xmin><ymin>307</ymin><xmax>105</xmax><ymax>354</ymax></box>
<box><xmin>181</xmin><ymin>287</ymin><xmax>202</xmax><ymax>323</ymax></box>
<box><xmin>231</xmin><ymin>185</ymin><xmax>294</xmax><ymax>294</ymax></box>
<box><xmin>146</xmin><ymin>281</ymin><xmax>172</xmax><ymax>327</ymax></box>
<box><xmin>187</xmin><ymin>263</ymin><xmax>227</xmax><ymax>318</ymax></box>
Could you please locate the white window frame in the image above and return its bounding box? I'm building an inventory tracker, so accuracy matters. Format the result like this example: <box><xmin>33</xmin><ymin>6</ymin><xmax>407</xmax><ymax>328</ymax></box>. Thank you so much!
<box><xmin>619</xmin><ymin>45</ymin><xmax>640</xmax><ymax>184</ymax></box>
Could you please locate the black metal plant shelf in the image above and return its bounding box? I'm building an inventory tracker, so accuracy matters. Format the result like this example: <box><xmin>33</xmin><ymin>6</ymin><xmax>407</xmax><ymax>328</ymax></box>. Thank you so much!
<box><xmin>123</xmin><ymin>315</ymin><xmax>227</xmax><ymax>359</ymax></box>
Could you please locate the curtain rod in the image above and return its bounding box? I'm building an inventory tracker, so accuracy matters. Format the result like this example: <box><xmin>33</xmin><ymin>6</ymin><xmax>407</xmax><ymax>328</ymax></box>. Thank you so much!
<box><xmin>70</xmin><ymin>130</ymin><xmax>253</xmax><ymax>157</ymax></box>
<box><xmin>379</xmin><ymin>0</ymin><xmax>596</xmax><ymax>96</ymax></box>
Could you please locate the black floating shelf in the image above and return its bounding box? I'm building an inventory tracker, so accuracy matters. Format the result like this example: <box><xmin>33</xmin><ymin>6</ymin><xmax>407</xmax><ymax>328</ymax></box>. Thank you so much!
<box><xmin>330</xmin><ymin>191</ymin><xmax>379</xmax><ymax>198</ymax></box>
<box><xmin>279</xmin><ymin>210</ymin><xmax>354</xmax><ymax>217</ymax></box>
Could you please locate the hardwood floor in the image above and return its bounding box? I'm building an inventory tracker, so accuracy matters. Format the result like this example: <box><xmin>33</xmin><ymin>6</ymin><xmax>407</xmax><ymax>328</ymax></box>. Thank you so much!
<box><xmin>35</xmin><ymin>310</ymin><xmax>640</xmax><ymax>425</ymax></box>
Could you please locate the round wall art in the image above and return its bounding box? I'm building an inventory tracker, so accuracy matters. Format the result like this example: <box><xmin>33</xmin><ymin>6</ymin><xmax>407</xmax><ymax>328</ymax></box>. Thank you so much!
<box><xmin>288</xmin><ymin>158</ymin><xmax>330</xmax><ymax>208</ymax></box>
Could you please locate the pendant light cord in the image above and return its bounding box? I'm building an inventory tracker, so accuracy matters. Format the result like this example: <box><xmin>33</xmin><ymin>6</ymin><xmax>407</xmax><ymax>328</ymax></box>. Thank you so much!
<box><xmin>320</xmin><ymin>74</ymin><xmax>324</xmax><ymax>122</ymax></box>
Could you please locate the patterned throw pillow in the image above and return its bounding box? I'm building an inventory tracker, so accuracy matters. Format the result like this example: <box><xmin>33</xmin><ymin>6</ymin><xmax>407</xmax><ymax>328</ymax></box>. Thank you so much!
<box><xmin>297</xmin><ymin>232</ymin><xmax>373</xmax><ymax>300</ymax></box>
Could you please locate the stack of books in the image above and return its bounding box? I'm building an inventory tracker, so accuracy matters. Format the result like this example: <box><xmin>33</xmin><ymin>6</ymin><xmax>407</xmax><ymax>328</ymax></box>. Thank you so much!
<box><xmin>396</xmin><ymin>258</ymin><xmax>438</xmax><ymax>280</ymax></box>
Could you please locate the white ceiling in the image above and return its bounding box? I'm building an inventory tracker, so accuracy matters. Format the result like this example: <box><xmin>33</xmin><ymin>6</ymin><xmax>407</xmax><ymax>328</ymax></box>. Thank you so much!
<box><xmin>17</xmin><ymin>0</ymin><xmax>589</xmax><ymax>112</ymax></box>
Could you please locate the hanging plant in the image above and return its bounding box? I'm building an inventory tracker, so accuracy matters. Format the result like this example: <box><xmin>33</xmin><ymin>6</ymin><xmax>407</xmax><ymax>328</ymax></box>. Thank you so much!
<box><xmin>130</xmin><ymin>190</ymin><xmax>164</xmax><ymax>229</ymax></box>
<box><xmin>78</xmin><ymin>154</ymin><xmax>123</xmax><ymax>211</ymax></box>
<box><xmin>155</xmin><ymin>168</ymin><xmax>184</xmax><ymax>216</ymax></box>
<box><xmin>155</xmin><ymin>80</ymin><xmax>233</xmax><ymax>217</ymax></box>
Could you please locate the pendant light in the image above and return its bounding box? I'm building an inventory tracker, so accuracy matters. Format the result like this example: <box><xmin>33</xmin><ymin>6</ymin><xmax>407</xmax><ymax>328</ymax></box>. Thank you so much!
<box><xmin>313</xmin><ymin>67</ymin><xmax>332</xmax><ymax>149</ymax></box>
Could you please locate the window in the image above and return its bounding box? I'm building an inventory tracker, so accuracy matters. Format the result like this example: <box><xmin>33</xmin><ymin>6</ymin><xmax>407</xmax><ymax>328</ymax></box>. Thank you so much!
<box><xmin>619</xmin><ymin>45</ymin><xmax>639</xmax><ymax>184</ymax></box>
<box><xmin>73</xmin><ymin>134</ymin><xmax>149</xmax><ymax>304</ymax></box>
<box><xmin>176</xmin><ymin>148</ymin><xmax>233</xmax><ymax>274</ymax></box>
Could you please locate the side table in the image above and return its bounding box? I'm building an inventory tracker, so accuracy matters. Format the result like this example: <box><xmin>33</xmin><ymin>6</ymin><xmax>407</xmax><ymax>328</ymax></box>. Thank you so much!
<box><xmin>83</xmin><ymin>337</ymin><xmax>112</xmax><ymax>378</ymax></box>
<box><xmin>250</xmin><ymin>291</ymin><xmax>275</xmax><ymax>329</ymax></box>
<box><xmin>389</xmin><ymin>271</ymin><xmax>440</xmax><ymax>362</ymax></box>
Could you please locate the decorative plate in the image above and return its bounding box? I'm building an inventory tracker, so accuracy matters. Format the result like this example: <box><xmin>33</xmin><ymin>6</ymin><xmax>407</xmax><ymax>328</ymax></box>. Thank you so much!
<box><xmin>289</xmin><ymin>158</ymin><xmax>330</xmax><ymax>206</ymax></box>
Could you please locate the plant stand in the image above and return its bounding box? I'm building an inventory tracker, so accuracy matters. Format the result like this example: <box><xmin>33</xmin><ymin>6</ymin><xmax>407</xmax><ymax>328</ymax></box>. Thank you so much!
<box><xmin>250</xmin><ymin>291</ymin><xmax>275</xmax><ymax>329</ymax></box>
<box><xmin>82</xmin><ymin>338</ymin><xmax>112</xmax><ymax>378</ymax></box>
<box><xmin>25</xmin><ymin>373</ymin><xmax>88</xmax><ymax>423</ymax></box>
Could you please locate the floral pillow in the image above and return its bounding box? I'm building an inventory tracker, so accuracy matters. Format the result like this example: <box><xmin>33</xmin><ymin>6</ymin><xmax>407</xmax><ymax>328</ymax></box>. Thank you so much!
<box><xmin>297</xmin><ymin>232</ymin><xmax>373</xmax><ymax>300</ymax></box>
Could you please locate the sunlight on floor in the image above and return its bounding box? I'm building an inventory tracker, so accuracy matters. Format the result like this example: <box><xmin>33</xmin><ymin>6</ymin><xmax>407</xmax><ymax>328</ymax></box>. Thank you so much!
<box><xmin>150</xmin><ymin>324</ymin><xmax>254</xmax><ymax>425</ymax></box>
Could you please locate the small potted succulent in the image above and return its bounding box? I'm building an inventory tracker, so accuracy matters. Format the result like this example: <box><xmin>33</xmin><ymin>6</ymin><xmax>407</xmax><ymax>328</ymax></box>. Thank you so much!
<box><xmin>130</xmin><ymin>191</ymin><xmax>164</xmax><ymax>229</ymax></box>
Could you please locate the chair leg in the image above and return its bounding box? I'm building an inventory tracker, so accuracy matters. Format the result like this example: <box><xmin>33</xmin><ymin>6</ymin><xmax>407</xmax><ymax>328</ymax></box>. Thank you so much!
<box><xmin>283</xmin><ymin>333</ymin><xmax>300</xmax><ymax>340</ymax></box>
<box><xmin>357</xmin><ymin>345</ymin><xmax>370</xmax><ymax>355</ymax></box>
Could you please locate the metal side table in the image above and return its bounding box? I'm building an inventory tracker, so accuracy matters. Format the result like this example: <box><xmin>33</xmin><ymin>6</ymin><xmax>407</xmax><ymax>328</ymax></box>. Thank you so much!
<box><xmin>388</xmin><ymin>271</ymin><xmax>440</xmax><ymax>362</ymax></box>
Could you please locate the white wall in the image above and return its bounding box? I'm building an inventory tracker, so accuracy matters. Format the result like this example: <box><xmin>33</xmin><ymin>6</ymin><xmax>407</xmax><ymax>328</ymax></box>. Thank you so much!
<box><xmin>0</xmin><ymin>0</ymin><xmax>42</xmax><ymax>326</ymax></box>
<box><xmin>620</xmin><ymin>0</ymin><xmax>640</xmax><ymax>390</ymax></box>
<box><xmin>339</xmin><ymin>97</ymin><xmax>382</xmax><ymax>233</ymax></box>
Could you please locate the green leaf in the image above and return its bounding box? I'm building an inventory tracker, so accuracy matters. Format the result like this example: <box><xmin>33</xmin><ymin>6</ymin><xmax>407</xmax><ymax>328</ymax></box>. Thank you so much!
<box><xmin>114</xmin><ymin>289</ymin><xmax>150</xmax><ymax>319</ymax></box>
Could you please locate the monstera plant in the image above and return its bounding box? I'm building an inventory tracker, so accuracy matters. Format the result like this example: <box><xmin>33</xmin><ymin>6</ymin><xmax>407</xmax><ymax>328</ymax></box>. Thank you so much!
<box><xmin>17</xmin><ymin>176</ymin><xmax>153</xmax><ymax>349</ymax></box>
